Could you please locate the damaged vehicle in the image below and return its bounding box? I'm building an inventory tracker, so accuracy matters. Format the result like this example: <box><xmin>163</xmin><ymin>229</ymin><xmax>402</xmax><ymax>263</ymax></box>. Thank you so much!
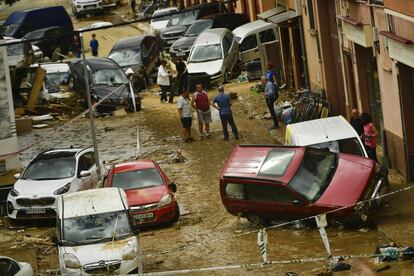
<box><xmin>69</xmin><ymin>57</ymin><xmax>141</xmax><ymax>113</ymax></box>
<box><xmin>150</xmin><ymin>7</ymin><xmax>179</xmax><ymax>34</ymax></box>
<box><xmin>55</xmin><ymin>187</ymin><xmax>143</xmax><ymax>274</ymax></box>
<box><xmin>0</xmin><ymin>256</ymin><xmax>33</xmax><ymax>276</ymax></box>
<box><xmin>39</xmin><ymin>63</ymin><xmax>72</xmax><ymax>97</ymax></box>
<box><xmin>7</xmin><ymin>148</ymin><xmax>99</xmax><ymax>221</ymax></box>
<box><xmin>105</xmin><ymin>160</ymin><xmax>179</xmax><ymax>227</ymax></box>
<box><xmin>220</xmin><ymin>145</ymin><xmax>388</xmax><ymax>225</ymax></box>
<box><xmin>5</xmin><ymin>39</ymin><xmax>43</xmax><ymax>69</ymax></box>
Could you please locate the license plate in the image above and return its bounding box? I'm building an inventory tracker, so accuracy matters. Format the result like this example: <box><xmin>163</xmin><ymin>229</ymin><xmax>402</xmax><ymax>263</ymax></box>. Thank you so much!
<box><xmin>26</xmin><ymin>208</ymin><xmax>46</xmax><ymax>214</ymax></box>
<box><xmin>134</xmin><ymin>213</ymin><xmax>153</xmax><ymax>220</ymax></box>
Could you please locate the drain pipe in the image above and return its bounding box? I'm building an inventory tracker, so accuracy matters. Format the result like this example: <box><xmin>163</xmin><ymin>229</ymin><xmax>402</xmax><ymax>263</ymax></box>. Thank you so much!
<box><xmin>295</xmin><ymin>0</ymin><xmax>310</xmax><ymax>89</ymax></box>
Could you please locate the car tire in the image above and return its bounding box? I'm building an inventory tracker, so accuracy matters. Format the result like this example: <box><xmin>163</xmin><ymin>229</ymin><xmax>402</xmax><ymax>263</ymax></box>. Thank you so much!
<box><xmin>172</xmin><ymin>202</ymin><xmax>180</xmax><ymax>223</ymax></box>
<box><xmin>246</xmin><ymin>214</ymin><xmax>270</xmax><ymax>227</ymax></box>
<box><xmin>72</xmin><ymin>7</ymin><xmax>81</xmax><ymax>19</ymax></box>
<box><xmin>223</xmin><ymin>70</ymin><xmax>229</xmax><ymax>84</ymax></box>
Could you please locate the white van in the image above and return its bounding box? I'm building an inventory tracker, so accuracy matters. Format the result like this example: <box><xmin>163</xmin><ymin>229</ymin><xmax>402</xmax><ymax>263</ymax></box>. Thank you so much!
<box><xmin>55</xmin><ymin>188</ymin><xmax>142</xmax><ymax>275</ymax></box>
<box><xmin>232</xmin><ymin>20</ymin><xmax>278</xmax><ymax>64</ymax></box>
<box><xmin>285</xmin><ymin>116</ymin><xmax>368</xmax><ymax>158</ymax></box>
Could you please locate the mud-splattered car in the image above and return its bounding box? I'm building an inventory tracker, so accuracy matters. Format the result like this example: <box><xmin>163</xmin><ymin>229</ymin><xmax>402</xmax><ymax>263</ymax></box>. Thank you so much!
<box><xmin>105</xmin><ymin>160</ymin><xmax>179</xmax><ymax>227</ymax></box>
<box><xmin>220</xmin><ymin>145</ymin><xmax>387</xmax><ymax>225</ymax></box>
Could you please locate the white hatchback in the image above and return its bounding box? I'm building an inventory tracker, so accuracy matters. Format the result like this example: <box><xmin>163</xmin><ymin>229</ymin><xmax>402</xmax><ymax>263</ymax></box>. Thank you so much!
<box><xmin>285</xmin><ymin>116</ymin><xmax>368</xmax><ymax>158</ymax></box>
<box><xmin>150</xmin><ymin>7</ymin><xmax>179</xmax><ymax>34</ymax></box>
<box><xmin>7</xmin><ymin>148</ymin><xmax>99</xmax><ymax>220</ymax></box>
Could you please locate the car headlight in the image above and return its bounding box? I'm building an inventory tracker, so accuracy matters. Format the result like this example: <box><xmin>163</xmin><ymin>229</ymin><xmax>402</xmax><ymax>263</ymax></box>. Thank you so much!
<box><xmin>158</xmin><ymin>194</ymin><xmax>172</xmax><ymax>208</ymax></box>
<box><xmin>63</xmin><ymin>253</ymin><xmax>81</xmax><ymax>269</ymax></box>
<box><xmin>122</xmin><ymin>244</ymin><xmax>137</xmax><ymax>260</ymax></box>
<box><xmin>10</xmin><ymin>188</ymin><xmax>19</xmax><ymax>197</ymax></box>
<box><xmin>54</xmin><ymin>183</ymin><xmax>71</xmax><ymax>195</ymax></box>
<box><xmin>211</xmin><ymin>72</ymin><xmax>223</xmax><ymax>79</ymax></box>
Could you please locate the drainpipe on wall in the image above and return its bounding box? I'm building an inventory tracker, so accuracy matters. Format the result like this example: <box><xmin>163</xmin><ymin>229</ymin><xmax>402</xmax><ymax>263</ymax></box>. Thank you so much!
<box><xmin>295</xmin><ymin>0</ymin><xmax>310</xmax><ymax>89</ymax></box>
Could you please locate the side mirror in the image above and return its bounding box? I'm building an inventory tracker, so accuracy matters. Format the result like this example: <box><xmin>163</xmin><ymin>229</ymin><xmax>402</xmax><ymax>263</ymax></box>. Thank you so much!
<box><xmin>292</xmin><ymin>200</ymin><xmax>305</xmax><ymax>206</ymax></box>
<box><xmin>169</xmin><ymin>182</ymin><xmax>177</xmax><ymax>193</ymax></box>
<box><xmin>14</xmin><ymin>173</ymin><xmax>21</xmax><ymax>179</ymax></box>
<box><xmin>79</xmin><ymin>170</ymin><xmax>90</xmax><ymax>178</ymax></box>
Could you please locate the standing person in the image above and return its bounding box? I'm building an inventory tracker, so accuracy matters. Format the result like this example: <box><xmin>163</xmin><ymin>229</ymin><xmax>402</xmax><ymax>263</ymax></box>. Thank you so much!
<box><xmin>174</xmin><ymin>58</ymin><xmax>188</xmax><ymax>96</ymax></box>
<box><xmin>260</xmin><ymin>75</ymin><xmax>279</xmax><ymax>129</ymax></box>
<box><xmin>72</xmin><ymin>34</ymin><xmax>81</xmax><ymax>58</ymax></box>
<box><xmin>350</xmin><ymin>108</ymin><xmax>364</xmax><ymax>136</ymax></box>
<box><xmin>177</xmin><ymin>90</ymin><xmax>193</xmax><ymax>142</ymax></box>
<box><xmin>266</xmin><ymin>62</ymin><xmax>278</xmax><ymax>87</ymax></box>
<box><xmin>191</xmin><ymin>83</ymin><xmax>212</xmax><ymax>138</ymax></box>
<box><xmin>90</xmin><ymin>34</ymin><xmax>99</xmax><ymax>57</ymax></box>
<box><xmin>361</xmin><ymin>112</ymin><xmax>378</xmax><ymax>162</ymax></box>
<box><xmin>157</xmin><ymin>60</ymin><xmax>170</xmax><ymax>103</ymax></box>
<box><xmin>211</xmin><ymin>86</ymin><xmax>239</xmax><ymax>141</ymax></box>
<box><xmin>131</xmin><ymin>0</ymin><xmax>136</xmax><ymax>14</ymax></box>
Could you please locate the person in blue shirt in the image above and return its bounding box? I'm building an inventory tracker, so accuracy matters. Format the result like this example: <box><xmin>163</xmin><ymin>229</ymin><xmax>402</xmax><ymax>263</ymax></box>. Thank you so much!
<box><xmin>90</xmin><ymin>34</ymin><xmax>99</xmax><ymax>57</ymax></box>
<box><xmin>211</xmin><ymin>86</ymin><xmax>239</xmax><ymax>141</ymax></box>
<box><xmin>261</xmin><ymin>75</ymin><xmax>280</xmax><ymax>129</ymax></box>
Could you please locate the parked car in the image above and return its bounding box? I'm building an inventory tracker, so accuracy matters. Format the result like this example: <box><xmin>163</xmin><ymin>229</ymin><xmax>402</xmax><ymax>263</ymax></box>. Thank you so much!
<box><xmin>105</xmin><ymin>160</ymin><xmax>179</xmax><ymax>227</ymax></box>
<box><xmin>108</xmin><ymin>35</ymin><xmax>162</xmax><ymax>82</ymax></box>
<box><xmin>78</xmin><ymin>21</ymin><xmax>113</xmax><ymax>31</ymax></box>
<box><xmin>232</xmin><ymin>20</ymin><xmax>278</xmax><ymax>65</ymax></box>
<box><xmin>150</xmin><ymin>7</ymin><xmax>179</xmax><ymax>34</ymax></box>
<box><xmin>5</xmin><ymin>39</ymin><xmax>43</xmax><ymax>68</ymax></box>
<box><xmin>220</xmin><ymin>145</ymin><xmax>387</xmax><ymax>225</ymax></box>
<box><xmin>7</xmin><ymin>148</ymin><xmax>99</xmax><ymax>221</ymax></box>
<box><xmin>0</xmin><ymin>256</ymin><xmax>33</xmax><ymax>276</ymax></box>
<box><xmin>23</xmin><ymin>27</ymin><xmax>72</xmax><ymax>61</ymax></box>
<box><xmin>0</xmin><ymin>6</ymin><xmax>73</xmax><ymax>38</ymax></box>
<box><xmin>160</xmin><ymin>2</ymin><xmax>227</xmax><ymax>48</ymax></box>
<box><xmin>69</xmin><ymin>57</ymin><xmax>141</xmax><ymax>113</ymax></box>
<box><xmin>170</xmin><ymin>13</ymin><xmax>249</xmax><ymax>58</ymax></box>
<box><xmin>187</xmin><ymin>28</ymin><xmax>239</xmax><ymax>86</ymax></box>
<box><xmin>285</xmin><ymin>116</ymin><xmax>368</xmax><ymax>158</ymax></box>
<box><xmin>71</xmin><ymin>0</ymin><xmax>103</xmax><ymax>18</ymax></box>
<box><xmin>55</xmin><ymin>188</ymin><xmax>143</xmax><ymax>274</ymax></box>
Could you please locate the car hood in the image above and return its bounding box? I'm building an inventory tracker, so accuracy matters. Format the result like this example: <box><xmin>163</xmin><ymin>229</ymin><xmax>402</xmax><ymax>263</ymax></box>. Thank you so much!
<box><xmin>151</xmin><ymin>20</ymin><xmax>169</xmax><ymax>31</ymax></box>
<box><xmin>91</xmin><ymin>84</ymin><xmax>131</xmax><ymax>100</ymax></box>
<box><xmin>125</xmin><ymin>185</ymin><xmax>167</xmax><ymax>206</ymax></box>
<box><xmin>315</xmin><ymin>154</ymin><xmax>375</xmax><ymax>207</ymax></box>
<box><xmin>162</xmin><ymin>25</ymin><xmax>187</xmax><ymax>36</ymax></box>
<box><xmin>171</xmin><ymin>36</ymin><xmax>197</xmax><ymax>50</ymax></box>
<box><xmin>60</xmin><ymin>236</ymin><xmax>137</xmax><ymax>266</ymax></box>
<box><xmin>187</xmin><ymin>59</ymin><xmax>223</xmax><ymax>76</ymax></box>
<box><xmin>14</xmin><ymin>178</ymin><xmax>72</xmax><ymax>196</ymax></box>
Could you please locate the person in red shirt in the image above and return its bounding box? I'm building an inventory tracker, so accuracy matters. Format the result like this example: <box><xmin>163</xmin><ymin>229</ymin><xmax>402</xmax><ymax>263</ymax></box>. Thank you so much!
<box><xmin>191</xmin><ymin>83</ymin><xmax>212</xmax><ymax>138</ymax></box>
<box><xmin>361</xmin><ymin>112</ymin><xmax>378</xmax><ymax>162</ymax></box>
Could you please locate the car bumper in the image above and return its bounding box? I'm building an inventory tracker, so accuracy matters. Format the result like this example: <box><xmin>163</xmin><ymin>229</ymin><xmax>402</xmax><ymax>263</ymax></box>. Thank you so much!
<box><xmin>130</xmin><ymin>201</ymin><xmax>178</xmax><ymax>227</ymax></box>
<box><xmin>61</xmin><ymin>258</ymin><xmax>140</xmax><ymax>275</ymax></box>
<box><xmin>7</xmin><ymin>195</ymin><xmax>57</xmax><ymax>220</ymax></box>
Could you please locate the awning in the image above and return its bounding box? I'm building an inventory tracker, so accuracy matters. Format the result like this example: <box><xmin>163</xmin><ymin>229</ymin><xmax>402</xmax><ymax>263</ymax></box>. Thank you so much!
<box><xmin>267</xmin><ymin>10</ymin><xmax>298</xmax><ymax>25</ymax></box>
<box><xmin>257</xmin><ymin>6</ymin><xmax>286</xmax><ymax>20</ymax></box>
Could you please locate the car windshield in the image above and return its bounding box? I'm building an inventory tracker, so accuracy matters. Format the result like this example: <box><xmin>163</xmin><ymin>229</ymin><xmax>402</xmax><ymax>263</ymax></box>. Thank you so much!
<box><xmin>190</xmin><ymin>44</ymin><xmax>222</xmax><ymax>62</ymax></box>
<box><xmin>62</xmin><ymin>211</ymin><xmax>132</xmax><ymax>245</ymax></box>
<box><xmin>258</xmin><ymin>150</ymin><xmax>296</xmax><ymax>177</ymax></box>
<box><xmin>22</xmin><ymin>156</ymin><xmax>75</xmax><ymax>180</ymax></box>
<box><xmin>311</xmin><ymin>138</ymin><xmax>365</xmax><ymax>157</ymax></box>
<box><xmin>109</xmin><ymin>49</ymin><xmax>142</xmax><ymax>67</ymax></box>
<box><xmin>185</xmin><ymin>20</ymin><xmax>213</xmax><ymax>37</ymax></box>
<box><xmin>289</xmin><ymin>148</ymin><xmax>336</xmax><ymax>202</ymax></box>
<box><xmin>92</xmin><ymin>68</ymin><xmax>128</xmax><ymax>85</ymax></box>
<box><xmin>112</xmin><ymin>168</ymin><xmax>164</xmax><ymax>190</ymax></box>
<box><xmin>6</xmin><ymin>43</ymin><xmax>23</xmax><ymax>56</ymax></box>
<box><xmin>0</xmin><ymin>24</ymin><xmax>18</xmax><ymax>37</ymax></box>
<box><xmin>152</xmin><ymin>10</ymin><xmax>174</xmax><ymax>22</ymax></box>
<box><xmin>167</xmin><ymin>11</ymin><xmax>197</xmax><ymax>27</ymax></box>
<box><xmin>44</xmin><ymin>72</ymin><xmax>70</xmax><ymax>93</ymax></box>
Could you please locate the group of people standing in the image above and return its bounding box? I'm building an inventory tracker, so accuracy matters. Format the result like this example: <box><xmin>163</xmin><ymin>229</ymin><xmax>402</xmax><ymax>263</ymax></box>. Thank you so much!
<box><xmin>350</xmin><ymin>108</ymin><xmax>378</xmax><ymax>162</ymax></box>
<box><xmin>157</xmin><ymin>58</ymin><xmax>188</xmax><ymax>104</ymax></box>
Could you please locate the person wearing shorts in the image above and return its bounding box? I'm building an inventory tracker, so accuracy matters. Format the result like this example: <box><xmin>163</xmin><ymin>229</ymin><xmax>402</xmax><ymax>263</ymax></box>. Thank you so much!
<box><xmin>177</xmin><ymin>90</ymin><xmax>193</xmax><ymax>142</ymax></box>
<box><xmin>191</xmin><ymin>83</ymin><xmax>212</xmax><ymax>138</ymax></box>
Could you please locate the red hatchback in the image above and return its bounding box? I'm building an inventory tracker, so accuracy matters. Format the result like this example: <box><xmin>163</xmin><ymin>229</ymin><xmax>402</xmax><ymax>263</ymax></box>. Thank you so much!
<box><xmin>220</xmin><ymin>145</ymin><xmax>386</xmax><ymax>225</ymax></box>
<box><xmin>106</xmin><ymin>160</ymin><xmax>179</xmax><ymax>227</ymax></box>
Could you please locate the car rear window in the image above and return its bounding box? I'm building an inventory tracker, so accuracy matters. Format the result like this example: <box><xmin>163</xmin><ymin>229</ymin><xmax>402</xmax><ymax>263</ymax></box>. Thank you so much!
<box><xmin>258</xmin><ymin>150</ymin><xmax>295</xmax><ymax>177</ymax></box>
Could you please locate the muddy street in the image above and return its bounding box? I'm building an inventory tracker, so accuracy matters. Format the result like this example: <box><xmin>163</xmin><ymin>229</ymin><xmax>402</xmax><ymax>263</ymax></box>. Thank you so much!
<box><xmin>1</xmin><ymin>83</ymin><xmax>413</xmax><ymax>275</ymax></box>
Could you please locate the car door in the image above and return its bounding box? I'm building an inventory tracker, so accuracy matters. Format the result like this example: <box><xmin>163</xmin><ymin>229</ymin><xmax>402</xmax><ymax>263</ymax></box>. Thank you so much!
<box><xmin>83</xmin><ymin>152</ymin><xmax>98</xmax><ymax>186</ymax></box>
<box><xmin>75</xmin><ymin>154</ymin><xmax>93</xmax><ymax>191</ymax></box>
<box><xmin>239</xmin><ymin>33</ymin><xmax>259</xmax><ymax>63</ymax></box>
<box><xmin>222</xmin><ymin>32</ymin><xmax>233</xmax><ymax>72</ymax></box>
<box><xmin>226</xmin><ymin>32</ymin><xmax>238</xmax><ymax>69</ymax></box>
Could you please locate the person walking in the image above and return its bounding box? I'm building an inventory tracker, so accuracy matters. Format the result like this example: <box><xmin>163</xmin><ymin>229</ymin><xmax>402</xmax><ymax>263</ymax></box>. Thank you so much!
<box><xmin>191</xmin><ymin>83</ymin><xmax>212</xmax><ymax>138</ymax></box>
<box><xmin>260</xmin><ymin>75</ymin><xmax>279</xmax><ymax>129</ymax></box>
<box><xmin>361</xmin><ymin>112</ymin><xmax>378</xmax><ymax>162</ymax></box>
<box><xmin>350</xmin><ymin>108</ymin><xmax>364</xmax><ymax>136</ymax></box>
<box><xmin>174</xmin><ymin>58</ymin><xmax>188</xmax><ymax>96</ymax></box>
<box><xmin>266</xmin><ymin>62</ymin><xmax>278</xmax><ymax>87</ymax></box>
<box><xmin>177</xmin><ymin>90</ymin><xmax>193</xmax><ymax>143</ymax></box>
<box><xmin>90</xmin><ymin>34</ymin><xmax>99</xmax><ymax>57</ymax></box>
<box><xmin>211</xmin><ymin>86</ymin><xmax>239</xmax><ymax>141</ymax></box>
<box><xmin>157</xmin><ymin>60</ymin><xmax>171</xmax><ymax>103</ymax></box>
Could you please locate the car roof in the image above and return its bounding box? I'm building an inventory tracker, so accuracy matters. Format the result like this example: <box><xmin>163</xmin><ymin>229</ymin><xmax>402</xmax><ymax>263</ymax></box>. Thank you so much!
<box><xmin>112</xmin><ymin>35</ymin><xmax>148</xmax><ymax>50</ymax></box>
<box><xmin>194</xmin><ymin>28</ymin><xmax>227</xmax><ymax>45</ymax></box>
<box><xmin>221</xmin><ymin>145</ymin><xmax>304</xmax><ymax>184</ymax></box>
<box><xmin>40</xmin><ymin>63</ymin><xmax>70</xmax><ymax>73</ymax></box>
<box><xmin>233</xmin><ymin>20</ymin><xmax>274</xmax><ymax>38</ymax></box>
<box><xmin>60</xmin><ymin>188</ymin><xmax>128</xmax><ymax>218</ymax></box>
<box><xmin>82</xmin><ymin>57</ymin><xmax>120</xmax><ymax>70</ymax></box>
<box><xmin>113</xmin><ymin>160</ymin><xmax>156</xmax><ymax>174</ymax></box>
<box><xmin>287</xmin><ymin>116</ymin><xmax>360</xmax><ymax>146</ymax></box>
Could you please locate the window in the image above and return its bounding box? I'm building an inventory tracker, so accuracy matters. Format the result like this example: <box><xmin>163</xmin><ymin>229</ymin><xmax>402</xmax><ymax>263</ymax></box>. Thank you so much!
<box><xmin>225</xmin><ymin>183</ymin><xmax>245</xmax><ymax>199</ymax></box>
<box><xmin>77</xmin><ymin>156</ymin><xmax>89</xmax><ymax>173</ymax></box>
<box><xmin>0</xmin><ymin>258</ymin><xmax>20</xmax><ymax>276</ymax></box>
<box><xmin>222</xmin><ymin>34</ymin><xmax>232</xmax><ymax>56</ymax></box>
<box><xmin>112</xmin><ymin>168</ymin><xmax>164</xmax><ymax>190</ymax></box>
<box><xmin>246</xmin><ymin>184</ymin><xmax>298</xmax><ymax>203</ymax></box>
<box><xmin>239</xmin><ymin>34</ymin><xmax>257</xmax><ymax>52</ymax></box>
<box><xmin>307</xmin><ymin>0</ymin><xmax>316</xmax><ymax>30</ymax></box>
<box><xmin>83</xmin><ymin>153</ymin><xmax>96</xmax><ymax>169</ymax></box>
<box><xmin>258</xmin><ymin>150</ymin><xmax>296</xmax><ymax>177</ymax></box>
<box><xmin>311</xmin><ymin>138</ymin><xmax>365</xmax><ymax>157</ymax></box>
<box><xmin>259</xmin><ymin>29</ymin><xmax>276</xmax><ymax>43</ymax></box>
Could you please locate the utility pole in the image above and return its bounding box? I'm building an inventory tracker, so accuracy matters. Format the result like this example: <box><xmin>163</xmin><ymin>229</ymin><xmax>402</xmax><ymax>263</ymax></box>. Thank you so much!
<box><xmin>79</xmin><ymin>33</ymin><xmax>102</xmax><ymax>183</ymax></box>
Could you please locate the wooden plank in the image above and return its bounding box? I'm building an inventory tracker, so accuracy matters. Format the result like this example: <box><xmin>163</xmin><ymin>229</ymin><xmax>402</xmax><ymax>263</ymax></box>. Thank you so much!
<box><xmin>27</xmin><ymin>67</ymin><xmax>46</xmax><ymax>111</ymax></box>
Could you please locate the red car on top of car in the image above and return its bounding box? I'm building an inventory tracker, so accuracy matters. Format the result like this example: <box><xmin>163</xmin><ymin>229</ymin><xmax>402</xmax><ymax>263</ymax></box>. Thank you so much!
<box><xmin>106</xmin><ymin>160</ymin><xmax>179</xmax><ymax>227</ymax></box>
<box><xmin>220</xmin><ymin>145</ymin><xmax>387</xmax><ymax>225</ymax></box>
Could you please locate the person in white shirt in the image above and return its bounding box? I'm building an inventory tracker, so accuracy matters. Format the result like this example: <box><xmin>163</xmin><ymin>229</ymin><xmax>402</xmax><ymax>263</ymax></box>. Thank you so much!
<box><xmin>157</xmin><ymin>60</ymin><xmax>170</xmax><ymax>103</ymax></box>
<box><xmin>177</xmin><ymin>90</ymin><xmax>193</xmax><ymax>142</ymax></box>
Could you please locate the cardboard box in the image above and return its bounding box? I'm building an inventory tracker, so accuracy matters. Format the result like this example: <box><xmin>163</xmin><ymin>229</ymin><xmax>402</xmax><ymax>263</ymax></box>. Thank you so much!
<box><xmin>15</xmin><ymin>117</ymin><xmax>32</xmax><ymax>134</ymax></box>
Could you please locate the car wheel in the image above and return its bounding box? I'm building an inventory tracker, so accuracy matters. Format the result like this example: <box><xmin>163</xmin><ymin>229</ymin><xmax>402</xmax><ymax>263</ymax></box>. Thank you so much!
<box><xmin>223</xmin><ymin>70</ymin><xmax>229</xmax><ymax>84</ymax></box>
<box><xmin>246</xmin><ymin>214</ymin><xmax>270</xmax><ymax>227</ymax></box>
<box><xmin>51</xmin><ymin>47</ymin><xmax>62</xmax><ymax>62</ymax></box>
<box><xmin>172</xmin><ymin>202</ymin><xmax>180</xmax><ymax>223</ymax></box>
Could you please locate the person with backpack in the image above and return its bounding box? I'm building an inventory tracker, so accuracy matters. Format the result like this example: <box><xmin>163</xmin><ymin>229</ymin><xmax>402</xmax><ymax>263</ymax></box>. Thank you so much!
<box><xmin>191</xmin><ymin>83</ymin><xmax>212</xmax><ymax>138</ymax></box>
